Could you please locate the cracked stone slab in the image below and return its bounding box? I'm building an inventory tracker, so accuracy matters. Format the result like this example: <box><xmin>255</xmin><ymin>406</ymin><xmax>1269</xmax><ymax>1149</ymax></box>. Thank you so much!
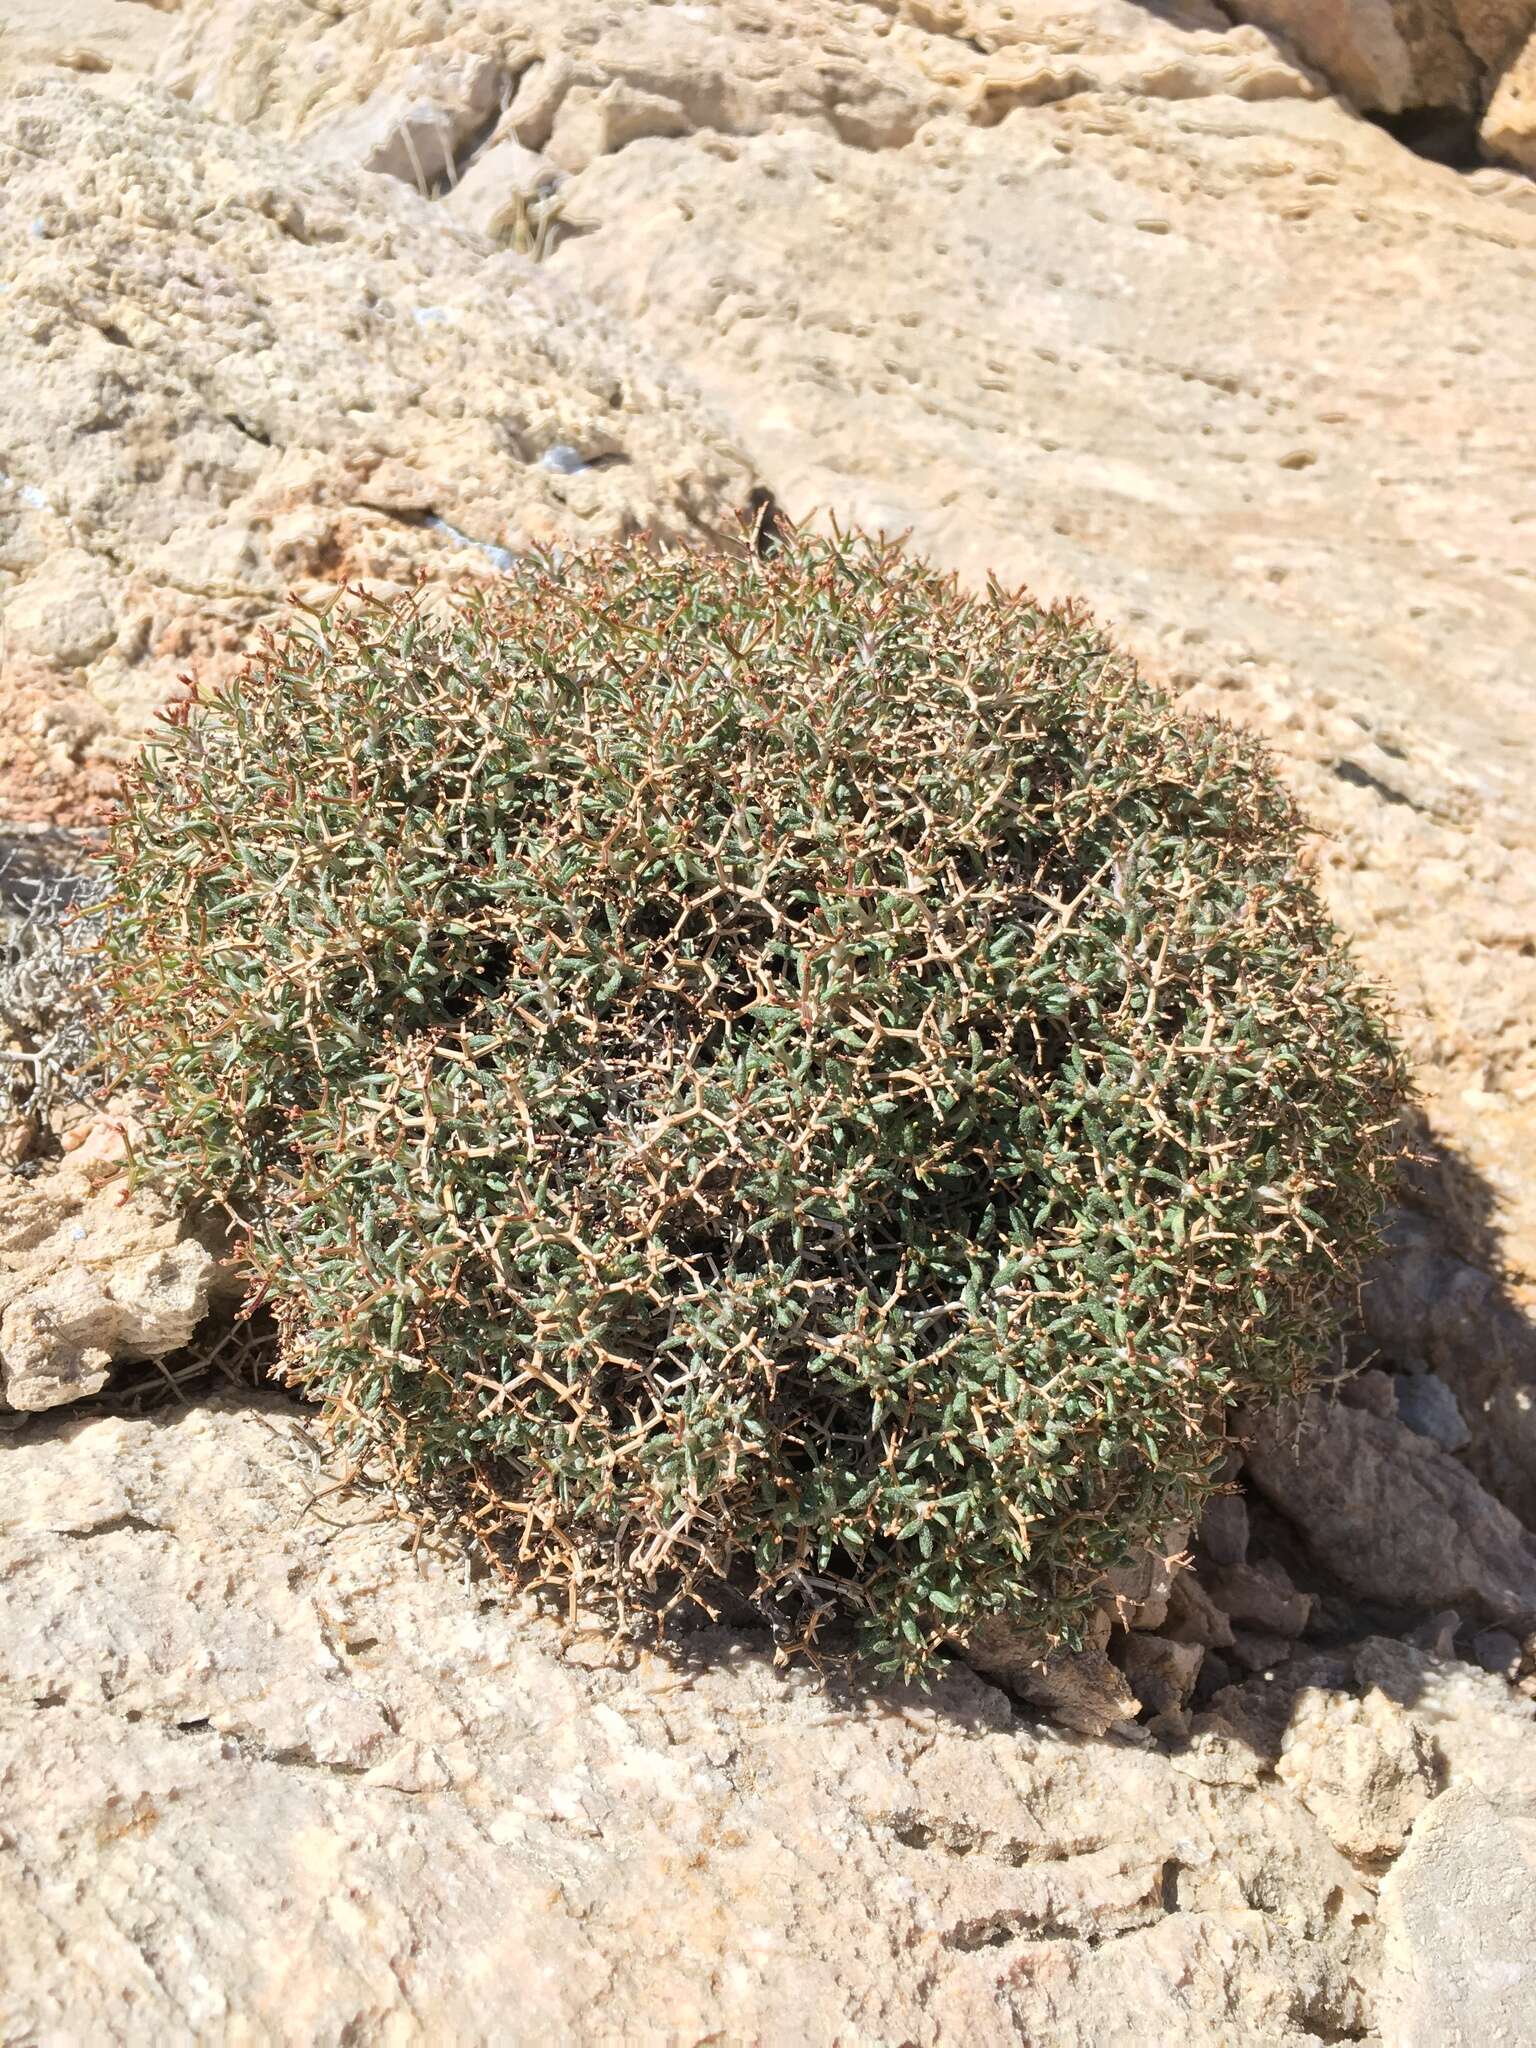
<box><xmin>0</xmin><ymin>1398</ymin><xmax>1399</xmax><ymax>2043</ymax></box>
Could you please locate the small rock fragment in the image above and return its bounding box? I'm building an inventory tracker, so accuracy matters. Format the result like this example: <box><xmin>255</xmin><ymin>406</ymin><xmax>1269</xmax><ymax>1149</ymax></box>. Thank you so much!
<box><xmin>442</xmin><ymin>138</ymin><xmax>562</xmax><ymax>242</ymax></box>
<box><xmin>1404</xmin><ymin>1610</ymin><xmax>1461</xmax><ymax>1659</ymax></box>
<box><xmin>503</xmin><ymin>54</ymin><xmax>576</xmax><ymax>153</ymax></box>
<box><xmin>1163</xmin><ymin>1571</ymin><xmax>1237</xmax><ymax>1650</ymax></box>
<box><xmin>1229</xmin><ymin>1629</ymin><xmax>1297</xmax><ymax>1673</ymax></box>
<box><xmin>1395</xmin><ymin>1371</ymin><xmax>1470</xmax><ymax>1454</ymax></box>
<box><xmin>1470</xmin><ymin>1628</ymin><xmax>1522</xmax><ymax>1679</ymax></box>
<box><xmin>1196</xmin><ymin>1492</ymin><xmax>1249</xmax><ymax>1568</ymax></box>
<box><xmin>1104</xmin><ymin>1526</ymin><xmax>1188</xmax><ymax>1629</ymax></box>
<box><xmin>1120</xmin><ymin>1634</ymin><xmax>1204</xmax><ymax>1717</ymax></box>
<box><xmin>963</xmin><ymin>1607</ymin><xmax>1141</xmax><ymax>1736</ymax></box>
<box><xmin>53</xmin><ymin>47</ymin><xmax>112</xmax><ymax>74</ymax></box>
<box><xmin>1276</xmin><ymin>1686</ymin><xmax>1440</xmax><ymax>1864</ymax></box>
<box><xmin>545</xmin><ymin>80</ymin><xmax>690</xmax><ymax>175</ymax></box>
<box><xmin>1205</xmin><ymin>1559</ymin><xmax>1312</xmax><ymax>1638</ymax></box>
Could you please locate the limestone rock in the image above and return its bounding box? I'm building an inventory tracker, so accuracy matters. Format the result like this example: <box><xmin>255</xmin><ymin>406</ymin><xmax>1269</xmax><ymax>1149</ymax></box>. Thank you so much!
<box><xmin>545</xmin><ymin>80</ymin><xmax>693</xmax><ymax>176</ymax></box>
<box><xmin>1225</xmin><ymin>0</ymin><xmax>1536</xmax><ymax>128</ymax></box>
<box><xmin>1275</xmin><ymin>1686</ymin><xmax>1441</xmax><ymax>1863</ymax></box>
<box><xmin>0</xmin><ymin>1399</ymin><xmax>1388</xmax><ymax>2044</ymax></box>
<box><xmin>1195</xmin><ymin>1493</ymin><xmax>1250</xmax><ymax>1569</ymax></box>
<box><xmin>1229</xmin><ymin>1629</ymin><xmax>1299</xmax><ymax>1673</ymax></box>
<box><xmin>962</xmin><ymin>1606</ymin><xmax>1141</xmax><ymax>1737</ymax></box>
<box><xmin>1471</xmin><ymin>1626</ymin><xmax>1524</xmax><ymax>1676</ymax></box>
<box><xmin>1210</xmin><ymin>1634</ymin><xmax>1536</xmax><ymax>1798</ymax></box>
<box><xmin>1484</xmin><ymin>28</ymin><xmax>1536</xmax><ymax>170</ymax></box>
<box><xmin>1223</xmin><ymin>0</ymin><xmax>1479</xmax><ymax>113</ymax></box>
<box><xmin>1378</xmin><ymin>1787</ymin><xmax>1536</xmax><ymax>2044</ymax></box>
<box><xmin>151</xmin><ymin>0</ymin><xmax>1321</xmax><ymax>164</ymax></box>
<box><xmin>1</xmin><ymin>547</ymin><xmax>118</xmax><ymax>672</ymax></box>
<box><xmin>1242</xmin><ymin>1396</ymin><xmax>1536</xmax><ymax>1624</ymax></box>
<box><xmin>1452</xmin><ymin>0</ymin><xmax>1536</xmax><ymax>74</ymax></box>
<box><xmin>0</xmin><ymin>78</ymin><xmax>755</xmax><ymax>824</ymax></box>
<box><xmin>1103</xmin><ymin>1527</ymin><xmax>1189</xmax><ymax>1630</ymax></box>
<box><xmin>1118</xmin><ymin>1634</ymin><xmax>1204</xmax><ymax>1718</ymax></box>
<box><xmin>0</xmin><ymin>1240</ymin><xmax>213</xmax><ymax>1410</ymax></box>
<box><xmin>1362</xmin><ymin>1210</ymin><xmax>1536</xmax><ymax>1526</ymax></box>
<box><xmin>1163</xmin><ymin>1571</ymin><xmax>1239</xmax><ymax>1651</ymax></box>
<box><xmin>0</xmin><ymin>1145</ymin><xmax>216</xmax><ymax>1411</ymax></box>
<box><xmin>441</xmin><ymin>136</ymin><xmax>562</xmax><ymax>244</ymax></box>
<box><xmin>312</xmin><ymin>49</ymin><xmax>510</xmax><ymax>192</ymax></box>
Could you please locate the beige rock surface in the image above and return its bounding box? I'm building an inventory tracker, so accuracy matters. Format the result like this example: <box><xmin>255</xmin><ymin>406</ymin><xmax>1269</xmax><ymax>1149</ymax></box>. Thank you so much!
<box><xmin>1227</xmin><ymin>0</ymin><xmax>1536</xmax><ymax>129</ymax></box>
<box><xmin>1483</xmin><ymin>25</ymin><xmax>1536</xmax><ymax>167</ymax></box>
<box><xmin>1275</xmin><ymin>1685</ymin><xmax>1442</xmax><ymax>1863</ymax></box>
<box><xmin>0</xmin><ymin>0</ymin><xmax>174</xmax><ymax>100</ymax></box>
<box><xmin>150</xmin><ymin>0</ymin><xmax>1323</xmax><ymax>161</ymax></box>
<box><xmin>0</xmin><ymin>78</ymin><xmax>754</xmax><ymax>822</ymax></box>
<box><xmin>1226</xmin><ymin>0</ymin><xmax>1480</xmax><ymax>114</ymax></box>
<box><xmin>0</xmin><ymin>1131</ymin><xmax>216</xmax><ymax>1411</ymax></box>
<box><xmin>8</xmin><ymin>1396</ymin><xmax>1525</xmax><ymax>2046</ymax></box>
<box><xmin>1210</xmin><ymin>1635</ymin><xmax>1536</xmax><ymax>2037</ymax></box>
<box><xmin>1377</xmin><ymin>1785</ymin><xmax>1536</xmax><ymax>2044</ymax></box>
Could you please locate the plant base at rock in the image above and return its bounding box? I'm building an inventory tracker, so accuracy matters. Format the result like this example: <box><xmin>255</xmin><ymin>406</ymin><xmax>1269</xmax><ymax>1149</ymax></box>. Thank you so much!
<box><xmin>99</xmin><ymin>527</ymin><xmax>1405</xmax><ymax>1676</ymax></box>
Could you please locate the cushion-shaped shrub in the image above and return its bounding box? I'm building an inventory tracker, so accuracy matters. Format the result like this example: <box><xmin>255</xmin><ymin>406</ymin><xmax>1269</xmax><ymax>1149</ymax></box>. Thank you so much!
<box><xmin>101</xmin><ymin>528</ymin><xmax>1403</xmax><ymax>1673</ymax></box>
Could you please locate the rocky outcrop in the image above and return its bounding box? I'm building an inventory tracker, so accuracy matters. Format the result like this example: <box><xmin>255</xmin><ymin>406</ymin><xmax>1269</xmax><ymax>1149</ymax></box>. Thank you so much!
<box><xmin>145</xmin><ymin>0</ymin><xmax>1536</xmax><ymax>187</ymax></box>
<box><xmin>9</xmin><ymin>1397</ymin><xmax>1533</xmax><ymax>2045</ymax></box>
<box><xmin>1484</xmin><ymin>28</ymin><xmax>1536</xmax><ymax>167</ymax></box>
<box><xmin>1225</xmin><ymin>0</ymin><xmax>1536</xmax><ymax>166</ymax></box>
<box><xmin>150</xmin><ymin>0</ymin><xmax>1325</xmax><ymax>167</ymax></box>
<box><xmin>1378</xmin><ymin>1785</ymin><xmax>1536</xmax><ymax>2042</ymax></box>
<box><xmin>0</xmin><ymin>79</ymin><xmax>754</xmax><ymax>822</ymax></box>
<box><xmin>1362</xmin><ymin>1207</ymin><xmax>1536</xmax><ymax>1527</ymax></box>
<box><xmin>1274</xmin><ymin>1685</ymin><xmax>1441</xmax><ymax>1863</ymax></box>
<box><xmin>1224</xmin><ymin>0</ymin><xmax>1527</xmax><ymax>111</ymax></box>
<box><xmin>1241</xmin><ymin>1395</ymin><xmax>1536</xmax><ymax>1625</ymax></box>
<box><xmin>0</xmin><ymin>1119</ymin><xmax>216</xmax><ymax>1411</ymax></box>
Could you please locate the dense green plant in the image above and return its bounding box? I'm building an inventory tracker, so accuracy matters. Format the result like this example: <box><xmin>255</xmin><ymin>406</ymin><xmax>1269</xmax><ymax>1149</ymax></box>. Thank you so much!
<box><xmin>100</xmin><ymin>528</ymin><xmax>1403</xmax><ymax>1673</ymax></box>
